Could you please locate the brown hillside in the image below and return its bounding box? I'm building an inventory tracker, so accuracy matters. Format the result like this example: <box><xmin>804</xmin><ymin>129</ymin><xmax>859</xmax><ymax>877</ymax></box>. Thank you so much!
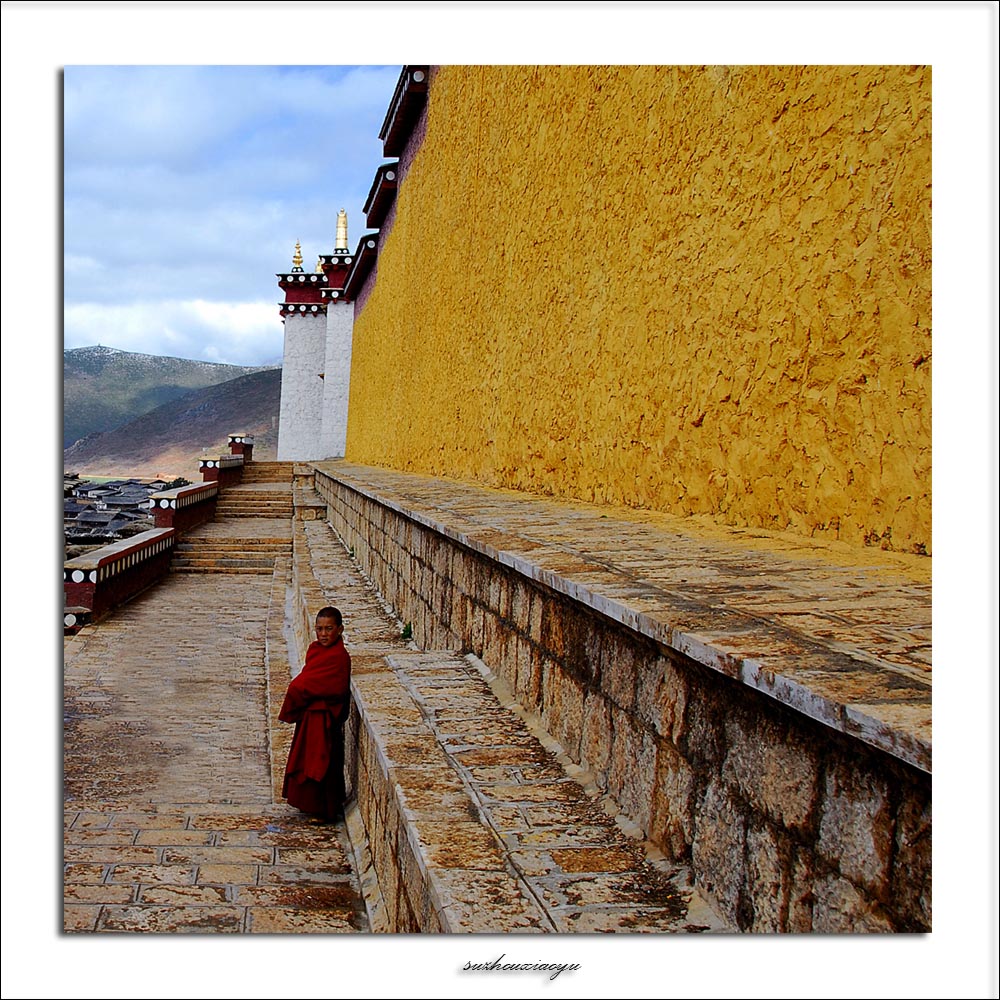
<box><xmin>63</xmin><ymin>369</ymin><xmax>281</xmax><ymax>480</ymax></box>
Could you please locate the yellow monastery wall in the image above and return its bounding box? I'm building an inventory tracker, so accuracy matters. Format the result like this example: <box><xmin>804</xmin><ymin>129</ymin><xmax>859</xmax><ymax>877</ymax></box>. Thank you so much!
<box><xmin>346</xmin><ymin>65</ymin><xmax>931</xmax><ymax>554</ymax></box>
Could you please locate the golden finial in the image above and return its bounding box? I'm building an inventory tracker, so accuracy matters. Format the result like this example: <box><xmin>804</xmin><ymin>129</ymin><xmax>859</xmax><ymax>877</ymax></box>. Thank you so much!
<box><xmin>291</xmin><ymin>240</ymin><xmax>303</xmax><ymax>271</ymax></box>
<box><xmin>335</xmin><ymin>209</ymin><xmax>348</xmax><ymax>251</ymax></box>
<box><xmin>315</xmin><ymin>256</ymin><xmax>324</xmax><ymax>273</ymax></box>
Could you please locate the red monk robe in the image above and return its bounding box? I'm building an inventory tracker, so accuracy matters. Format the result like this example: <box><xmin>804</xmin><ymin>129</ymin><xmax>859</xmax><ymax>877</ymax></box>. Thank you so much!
<box><xmin>279</xmin><ymin>637</ymin><xmax>351</xmax><ymax>820</ymax></box>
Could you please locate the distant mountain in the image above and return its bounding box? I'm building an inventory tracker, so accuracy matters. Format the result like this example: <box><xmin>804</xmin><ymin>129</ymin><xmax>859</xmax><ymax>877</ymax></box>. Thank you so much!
<box><xmin>63</xmin><ymin>369</ymin><xmax>282</xmax><ymax>479</ymax></box>
<box><xmin>64</xmin><ymin>345</ymin><xmax>277</xmax><ymax>449</ymax></box>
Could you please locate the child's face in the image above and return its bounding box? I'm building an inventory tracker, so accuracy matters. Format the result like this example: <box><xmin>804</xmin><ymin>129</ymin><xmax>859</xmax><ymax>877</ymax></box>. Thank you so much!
<box><xmin>315</xmin><ymin>615</ymin><xmax>343</xmax><ymax>647</ymax></box>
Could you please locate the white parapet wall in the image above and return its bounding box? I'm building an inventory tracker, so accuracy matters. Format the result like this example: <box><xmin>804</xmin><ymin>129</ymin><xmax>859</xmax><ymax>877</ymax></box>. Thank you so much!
<box><xmin>277</xmin><ymin>312</ymin><xmax>327</xmax><ymax>460</ymax></box>
<box><xmin>319</xmin><ymin>299</ymin><xmax>354</xmax><ymax>459</ymax></box>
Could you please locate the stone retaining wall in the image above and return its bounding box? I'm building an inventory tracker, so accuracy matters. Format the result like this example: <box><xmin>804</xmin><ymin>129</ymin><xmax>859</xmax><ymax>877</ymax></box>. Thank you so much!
<box><xmin>314</xmin><ymin>468</ymin><xmax>931</xmax><ymax>932</ymax></box>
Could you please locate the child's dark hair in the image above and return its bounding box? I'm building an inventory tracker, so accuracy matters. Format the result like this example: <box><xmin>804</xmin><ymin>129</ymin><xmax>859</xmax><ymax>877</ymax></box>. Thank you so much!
<box><xmin>316</xmin><ymin>606</ymin><xmax>343</xmax><ymax>627</ymax></box>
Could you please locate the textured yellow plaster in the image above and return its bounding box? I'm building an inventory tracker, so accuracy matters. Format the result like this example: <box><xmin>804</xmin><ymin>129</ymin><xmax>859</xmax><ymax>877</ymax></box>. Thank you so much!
<box><xmin>346</xmin><ymin>66</ymin><xmax>931</xmax><ymax>554</ymax></box>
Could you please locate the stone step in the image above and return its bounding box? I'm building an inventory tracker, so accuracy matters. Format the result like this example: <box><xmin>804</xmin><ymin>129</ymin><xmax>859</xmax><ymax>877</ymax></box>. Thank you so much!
<box><xmin>171</xmin><ymin>564</ymin><xmax>275</xmax><ymax>575</ymax></box>
<box><xmin>173</xmin><ymin>556</ymin><xmax>278</xmax><ymax>568</ymax></box>
<box><xmin>216</xmin><ymin>505</ymin><xmax>292</xmax><ymax>511</ymax></box>
<box><xmin>346</xmin><ymin>649</ymin><xmax>727</xmax><ymax>933</ymax></box>
<box><xmin>175</xmin><ymin>542</ymin><xmax>290</xmax><ymax>552</ymax></box>
<box><xmin>213</xmin><ymin>510</ymin><xmax>293</xmax><ymax>518</ymax></box>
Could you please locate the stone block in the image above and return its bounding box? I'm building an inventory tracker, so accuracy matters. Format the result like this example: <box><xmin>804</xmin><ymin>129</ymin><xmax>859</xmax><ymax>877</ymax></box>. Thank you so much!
<box><xmin>528</xmin><ymin>588</ymin><xmax>544</xmax><ymax>644</ymax></box>
<box><xmin>890</xmin><ymin>782</ymin><xmax>931</xmax><ymax>930</ymax></box>
<box><xmin>451</xmin><ymin>593</ymin><xmax>470</xmax><ymax>645</ymax></box>
<box><xmin>512</xmin><ymin>637</ymin><xmax>531</xmax><ymax>701</ymax></box>
<box><xmin>510</xmin><ymin>579</ymin><xmax>532</xmax><ymax>632</ymax></box>
<box><xmin>786</xmin><ymin>847</ymin><xmax>815</xmax><ymax>932</ymax></box>
<box><xmin>543</xmin><ymin>667</ymin><xmax>585</xmax><ymax>761</ymax></box>
<box><xmin>811</xmin><ymin>874</ymin><xmax>894</xmax><ymax>933</ymax></box>
<box><xmin>745</xmin><ymin>820</ymin><xmax>789</xmax><ymax>932</ymax></box>
<box><xmin>470</xmin><ymin>602</ymin><xmax>486</xmax><ymax>657</ymax></box>
<box><xmin>721</xmin><ymin>708</ymin><xmax>819</xmax><ymax>833</ymax></box>
<box><xmin>608</xmin><ymin>710</ymin><xmax>656</xmax><ymax>834</ymax></box>
<box><xmin>598</xmin><ymin>628</ymin><xmax>637</xmax><ymax>713</ymax></box>
<box><xmin>436</xmin><ymin>579</ymin><xmax>453</xmax><ymax>628</ymax></box>
<box><xmin>481</xmin><ymin>610</ymin><xmax>500</xmax><ymax>668</ymax></box>
<box><xmin>523</xmin><ymin>648</ymin><xmax>545</xmax><ymax>709</ymax></box>
<box><xmin>817</xmin><ymin>758</ymin><xmax>892</xmax><ymax>898</ymax></box>
<box><xmin>679</xmin><ymin>684</ymin><xmax>724</xmax><ymax>768</ymax></box>
<box><xmin>432</xmin><ymin>869</ymin><xmax>546</xmax><ymax>932</ymax></box>
<box><xmin>580</xmin><ymin>691</ymin><xmax>613</xmax><ymax>785</ymax></box>
<box><xmin>540</xmin><ymin>597</ymin><xmax>567</xmax><ymax>660</ymax></box>
<box><xmin>635</xmin><ymin>651</ymin><xmax>689</xmax><ymax>744</ymax></box>
<box><xmin>487</xmin><ymin>568</ymin><xmax>504</xmax><ymax>617</ymax></box>
<box><xmin>649</xmin><ymin>740</ymin><xmax>695</xmax><ymax>860</ymax></box>
<box><xmin>692</xmin><ymin>778</ymin><xmax>746</xmax><ymax>923</ymax></box>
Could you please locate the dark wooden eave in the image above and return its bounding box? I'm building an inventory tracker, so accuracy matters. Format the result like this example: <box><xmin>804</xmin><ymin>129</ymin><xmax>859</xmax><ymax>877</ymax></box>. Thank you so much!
<box><xmin>342</xmin><ymin>233</ymin><xmax>380</xmax><ymax>302</ymax></box>
<box><xmin>363</xmin><ymin>162</ymin><xmax>399</xmax><ymax>229</ymax></box>
<box><xmin>379</xmin><ymin>65</ymin><xmax>429</xmax><ymax>157</ymax></box>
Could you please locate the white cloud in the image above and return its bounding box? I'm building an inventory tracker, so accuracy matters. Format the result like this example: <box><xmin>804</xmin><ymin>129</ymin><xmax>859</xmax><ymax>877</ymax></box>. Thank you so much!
<box><xmin>64</xmin><ymin>299</ymin><xmax>283</xmax><ymax>365</ymax></box>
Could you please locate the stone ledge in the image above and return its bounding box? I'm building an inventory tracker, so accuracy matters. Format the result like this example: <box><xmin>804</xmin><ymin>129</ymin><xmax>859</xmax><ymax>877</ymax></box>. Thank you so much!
<box><xmin>314</xmin><ymin>461</ymin><xmax>930</xmax><ymax>773</ymax></box>
<box><xmin>349</xmin><ymin>649</ymin><xmax>728</xmax><ymax>933</ymax></box>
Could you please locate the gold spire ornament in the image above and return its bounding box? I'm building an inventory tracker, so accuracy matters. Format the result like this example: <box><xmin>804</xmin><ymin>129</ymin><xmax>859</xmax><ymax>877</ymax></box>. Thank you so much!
<box><xmin>315</xmin><ymin>257</ymin><xmax>325</xmax><ymax>273</ymax></box>
<box><xmin>335</xmin><ymin>209</ymin><xmax>348</xmax><ymax>251</ymax></box>
<box><xmin>291</xmin><ymin>240</ymin><xmax>303</xmax><ymax>271</ymax></box>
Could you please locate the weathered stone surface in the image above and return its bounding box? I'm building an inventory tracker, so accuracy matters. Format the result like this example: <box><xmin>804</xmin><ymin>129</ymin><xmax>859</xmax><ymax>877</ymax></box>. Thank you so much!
<box><xmin>818</xmin><ymin>759</ymin><xmax>892</xmax><ymax>896</ymax></box>
<box><xmin>197</xmin><ymin>864</ymin><xmax>258</xmax><ymax>884</ymax></box>
<box><xmin>63</xmin><ymin>905</ymin><xmax>101</xmax><ymax>932</ymax></box>
<box><xmin>107</xmin><ymin>864</ymin><xmax>197</xmax><ymax>886</ymax></box>
<box><xmin>138</xmin><ymin>884</ymin><xmax>229</xmax><ymax>905</ymax></box>
<box><xmin>134</xmin><ymin>829</ymin><xmax>214</xmax><ymax>846</ymax></box>
<box><xmin>608</xmin><ymin>710</ymin><xmax>656</xmax><ymax>834</ymax></box>
<box><xmin>551</xmin><ymin>847</ymin><xmax>637</xmax><ymax>873</ymax></box>
<box><xmin>432</xmin><ymin>869</ymin><xmax>547</xmax><ymax>932</ymax></box>
<box><xmin>786</xmin><ymin>848</ymin><xmax>815</xmax><ymax>932</ymax></box>
<box><xmin>722</xmin><ymin>710</ymin><xmax>820</xmax><ymax>832</ymax></box>
<box><xmin>811</xmin><ymin>874</ymin><xmax>894</xmax><ymax>933</ymax></box>
<box><xmin>650</xmin><ymin>741</ymin><xmax>695</xmax><ymax>860</ymax></box>
<box><xmin>418</xmin><ymin>821</ymin><xmax>505</xmax><ymax>870</ymax></box>
<box><xmin>891</xmin><ymin>786</ymin><xmax>932</xmax><ymax>929</ymax></box>
<box><xmin>635</xmin><ymin>652</ymin><xmax>689</xmax><ymax>744</ymax></box>
<box><xmin>745</xmin><ymin>821</ymin><xmax>789</xmax><ymax>932</ymax></box>
<box><xmin>64</xmin><ymin>884</ymin><xmax>136</xmax><ymax>905</ymax></box>
<box><xmin>97</xmin><ymin>905</ymin><xmax>245</xmax><ymax>933</ymax></box>
<box><xmin>247</xmin><ymin>907</ymin><xmax>359</xmax><ymax>933</ymax></box>
<box><xmin>543</xmin><ymin>667</ymin><xmax>585</xmax><ymax>760</ymax></box>
<box><xmin>599</xmin><ymin>628</ymin><xmax>638</xmax><ymax>712</ymax></box>
<box><xmin>679</xmin><ymin>685</ymin><xmax>724</xmax><ymax>767</ymax></box>
<box><xmin>692</xmin><ymin>779</ymin><xmax>746</xmax><ymax>922</ymax></box>
<box><xmin>63</xmin><ymin>863</ymin><xmax>107</xmax><ymax>883</ymax></box>
<box><xmin>579</xmin><ymin>690</ymin><xmax>613</xmax><ymax>782</ymax></box>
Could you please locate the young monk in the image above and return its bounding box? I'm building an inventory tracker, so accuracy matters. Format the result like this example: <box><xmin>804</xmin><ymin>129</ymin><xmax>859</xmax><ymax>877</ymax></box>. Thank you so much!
<box><xmin>279</xmin><ymin>606</ymin><xmax>351</xmax><ymax>822</ymax></box>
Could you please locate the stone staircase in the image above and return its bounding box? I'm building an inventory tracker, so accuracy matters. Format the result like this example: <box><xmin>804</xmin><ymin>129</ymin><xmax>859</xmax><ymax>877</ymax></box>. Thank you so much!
<box><xmin>172</xmin><ymin>535</ymin><xmax>291</xmax><ymax>574</ymax></box>
<box><xmin>172</xmin><ymin>464</ymin><xmax>294</xmax><ymax>574</ymax></box>
<box><xmin>241</xmin><ymin>461</ymin><xmax>295</xmax><ymax>484</ymax></box>
<box><xmin>215</xmin><ymin>486</ymin><xmax>293</xmax><ymax>520</ymax></box>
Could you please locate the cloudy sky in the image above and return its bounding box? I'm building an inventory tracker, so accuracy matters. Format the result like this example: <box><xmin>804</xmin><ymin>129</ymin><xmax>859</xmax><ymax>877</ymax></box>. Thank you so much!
<box><xmin>65</xmin><ymin>64</ymin><xmax>399</xmax><ymax>366</ymax></box>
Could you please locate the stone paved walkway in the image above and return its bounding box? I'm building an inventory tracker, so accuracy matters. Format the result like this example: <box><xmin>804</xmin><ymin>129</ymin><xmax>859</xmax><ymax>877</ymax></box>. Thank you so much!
<box><xmin>63</xmin><ymin>570</ymin><xmax>367</xmax><ymax>933</ymax></box>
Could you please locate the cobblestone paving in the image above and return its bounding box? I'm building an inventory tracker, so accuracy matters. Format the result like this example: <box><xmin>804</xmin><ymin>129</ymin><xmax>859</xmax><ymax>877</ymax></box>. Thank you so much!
<box><xmin>63</xmin><ymin>570</ymin><xmax>367</xmax><ymax>933</ymax></box>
